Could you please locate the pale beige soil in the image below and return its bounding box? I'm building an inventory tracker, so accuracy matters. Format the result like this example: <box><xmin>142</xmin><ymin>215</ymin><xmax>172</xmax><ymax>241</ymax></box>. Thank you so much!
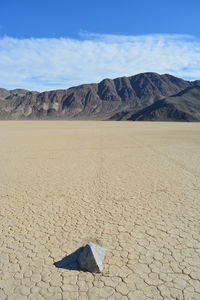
<box><xmin>0</xmin><ymin>121</ymin><xmax>200</xmax><ymax>300</ymax></box>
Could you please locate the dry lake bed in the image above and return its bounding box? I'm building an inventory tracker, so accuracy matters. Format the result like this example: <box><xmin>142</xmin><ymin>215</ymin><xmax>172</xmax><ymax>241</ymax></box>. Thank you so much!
<box><xmin>0</xmin><ymin>121</ymin><xmax>200</xmax><ymax>300</ymax></box>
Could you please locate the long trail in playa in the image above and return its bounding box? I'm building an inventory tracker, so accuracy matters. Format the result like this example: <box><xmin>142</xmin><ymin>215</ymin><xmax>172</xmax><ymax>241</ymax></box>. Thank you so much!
<box><xmin>0</xmin><ymin>121</ymin><xmax>200</xmax><ymax>300</ymax></box>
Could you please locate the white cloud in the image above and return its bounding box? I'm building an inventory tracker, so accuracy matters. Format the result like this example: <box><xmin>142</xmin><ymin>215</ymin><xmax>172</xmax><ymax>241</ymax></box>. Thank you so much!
<box><xmin>0</xmin><ymin>33</ymin><xmax>200</xmax><ymax>91</ymax></box>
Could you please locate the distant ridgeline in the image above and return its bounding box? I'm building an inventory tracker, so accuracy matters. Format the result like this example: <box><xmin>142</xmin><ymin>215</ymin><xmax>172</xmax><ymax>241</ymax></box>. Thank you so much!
<box><xmin>0</xmin><ymin>72</ymin><xmax>200</xmax><ymax>121</ymax></box>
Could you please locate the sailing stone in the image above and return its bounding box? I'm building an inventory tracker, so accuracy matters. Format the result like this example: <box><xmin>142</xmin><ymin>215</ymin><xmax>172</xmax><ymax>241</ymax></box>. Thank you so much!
<box><xmin>78</xmin><ymin>242</ymin><xmax>106</xmax><ymax>273</ymax></box>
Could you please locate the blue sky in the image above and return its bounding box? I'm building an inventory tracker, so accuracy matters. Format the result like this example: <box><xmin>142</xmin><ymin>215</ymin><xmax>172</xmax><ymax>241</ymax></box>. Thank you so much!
<box><xmin>0</xmin><ymin>0</ymin><xmax>200</xmax><ymax>91</ymax></box>
<box><xmin>1</xmin><ymin>0</ymin><xmax>200</xmax><ymax>38</ymax></box>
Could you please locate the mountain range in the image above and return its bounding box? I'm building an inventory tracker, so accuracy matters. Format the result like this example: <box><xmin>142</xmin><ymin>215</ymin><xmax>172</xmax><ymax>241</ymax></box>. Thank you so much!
<box><xmin>0</xmin><ymin>72</ymin><xmax>200</xmax><ymax>121</ymax></box>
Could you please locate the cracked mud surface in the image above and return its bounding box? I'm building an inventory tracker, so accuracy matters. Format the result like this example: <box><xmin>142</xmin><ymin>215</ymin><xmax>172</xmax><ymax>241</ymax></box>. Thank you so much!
<box><xmin>0</xmin><ymin>121</ymin><xmax>200</xmax><ymax>300</ymax></box>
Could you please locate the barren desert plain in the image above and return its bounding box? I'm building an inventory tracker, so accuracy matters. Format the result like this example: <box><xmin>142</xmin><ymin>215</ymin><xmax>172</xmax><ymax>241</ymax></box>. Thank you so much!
<box><xmin>0</xmin><ymin>121</ymin><xmax>200</xmax><ymax>300</ymax></box>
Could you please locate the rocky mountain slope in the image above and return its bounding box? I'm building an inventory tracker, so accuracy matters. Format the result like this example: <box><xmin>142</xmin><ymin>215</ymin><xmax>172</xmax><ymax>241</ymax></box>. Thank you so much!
<box><xmin>0</xmin><ymin>88</ymin><xmax>30</xmax><ymax>99</ymax></box>
<box><xmin>0</xmin><ymin>72</ymin><xmax>199</xmax><ymax>120</ymax></box>
<box><xmin>126</xmin><ymin>86</ymin><xmax>200</xmax><ymax>122</ymax></box>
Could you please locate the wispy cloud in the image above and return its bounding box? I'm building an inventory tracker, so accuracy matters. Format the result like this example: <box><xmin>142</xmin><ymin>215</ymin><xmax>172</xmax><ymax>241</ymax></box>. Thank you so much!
<box><xmin>0</xmin><ymin>33</ymin><xmax>200</xmax><ymax>91</ymax></box>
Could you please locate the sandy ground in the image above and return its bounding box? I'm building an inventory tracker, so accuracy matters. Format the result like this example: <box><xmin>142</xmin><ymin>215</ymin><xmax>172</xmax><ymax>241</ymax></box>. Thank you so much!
<box><xmin>0</xmin><ymin>121</ymin><xmax>200</xmax><ymax>300</ymax></box>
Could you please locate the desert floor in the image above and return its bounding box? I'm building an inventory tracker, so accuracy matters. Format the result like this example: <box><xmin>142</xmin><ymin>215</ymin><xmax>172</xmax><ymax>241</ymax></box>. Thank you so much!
<box><xmin>0</xmin><ymin>121</ymin><xmax>200</xmax><ymax>300</ymax></box>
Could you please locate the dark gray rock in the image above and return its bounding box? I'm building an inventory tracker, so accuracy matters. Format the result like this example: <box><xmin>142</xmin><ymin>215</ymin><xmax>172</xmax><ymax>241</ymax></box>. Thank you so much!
<box><xmin>78</xmin><ymin>243</ymin><xmax>106</xmax><ymax>273</ymax></box>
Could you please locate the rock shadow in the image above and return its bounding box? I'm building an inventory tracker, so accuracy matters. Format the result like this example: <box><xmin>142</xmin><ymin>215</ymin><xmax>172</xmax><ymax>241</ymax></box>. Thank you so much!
<box><xmin>53</xmin><ymin>247</ymin><xmax>84</xmax><ymax>271</ymax></box>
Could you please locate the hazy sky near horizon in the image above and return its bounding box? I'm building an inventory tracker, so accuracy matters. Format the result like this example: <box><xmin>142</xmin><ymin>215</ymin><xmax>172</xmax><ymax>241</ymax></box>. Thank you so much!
<box><xmin>0</xmin><ymin>0</ymin><xmax>200</xmax><ymax>91</ymax></box>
